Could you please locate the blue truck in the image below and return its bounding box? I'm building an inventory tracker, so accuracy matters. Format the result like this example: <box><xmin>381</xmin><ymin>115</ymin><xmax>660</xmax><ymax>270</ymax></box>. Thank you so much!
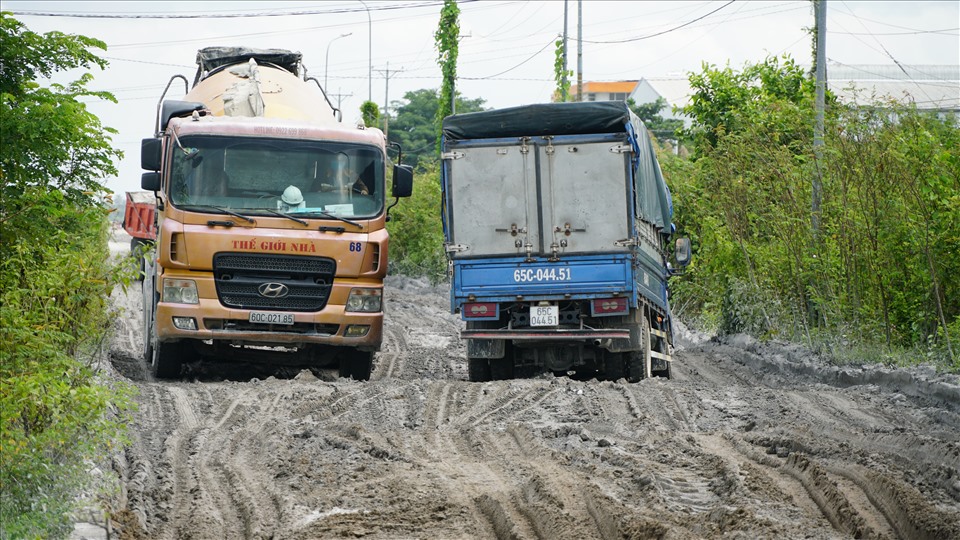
<box><xmin>440</xmin><ymin>101</ymin><xmax>690</xmax><ymax>382</ymax></box>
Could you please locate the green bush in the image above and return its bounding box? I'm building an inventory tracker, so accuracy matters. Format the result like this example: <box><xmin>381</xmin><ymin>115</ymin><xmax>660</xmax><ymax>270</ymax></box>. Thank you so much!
<box><xmin>0</xmin><ymin>190</ymin><xmax>134</xmax><ymax>538</ymax></box>
<box><xmin>662</xmin><ymin>57</ymin><xmax>959</xmax><ymax>370</ymax></box>
<box><xmin>386</xmin><ymin>163</ymin><xmax>447</xmax><ymax>281</ymax></box>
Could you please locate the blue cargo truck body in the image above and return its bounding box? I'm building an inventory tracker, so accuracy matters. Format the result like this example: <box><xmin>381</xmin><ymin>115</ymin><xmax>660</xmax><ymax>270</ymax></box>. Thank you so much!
<box><xmin>441</xmin><ymin>101</ymin><xmax>690</xmax><ymax>382</ymax></box>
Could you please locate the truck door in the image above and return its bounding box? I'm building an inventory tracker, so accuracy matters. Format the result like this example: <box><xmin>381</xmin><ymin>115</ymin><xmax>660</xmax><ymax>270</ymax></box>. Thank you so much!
<box><xmin>446</xmin><ymin>141</ymin><xmax>539</xmax><ymax>258</ymax></box>
<box><xmin>540</xmin><ymin>137</ymin><xmax>632</xmax><ymax>257</ymax></box>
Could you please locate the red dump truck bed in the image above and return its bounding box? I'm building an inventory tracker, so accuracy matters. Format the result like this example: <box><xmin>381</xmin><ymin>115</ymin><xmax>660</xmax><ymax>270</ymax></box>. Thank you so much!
<box><xmin>123</xmin><ymin>191</ymin><xmax>156</xmax><ymax>240</ymax></box>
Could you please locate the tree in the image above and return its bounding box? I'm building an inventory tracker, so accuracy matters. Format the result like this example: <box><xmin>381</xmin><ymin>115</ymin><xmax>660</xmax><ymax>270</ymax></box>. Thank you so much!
<box><xmin>679</xmin><ymin>55</ymin><xmax>815</xmax><ymax>155</ymax></box>
<box><xmin>0</xmin><ymin>13</ymin><xmax>132</xmax><ymax>537</ymax></box>
<box><xmin>626</xmin><ymin>97</ymin><xmax>683</xmax><ymax>141</ymax></box>
<box><xmin>360</xmin><ymin>100</ymin><xmax>380</xmax><ymax>129</ymax></box>
<box><xmin>0</xmin><ymin>12</ymin><xmax>120</xmax><ymax>207</ymax></box>
<box><xmin>434</xmin><ymin>0</ymin><xmax>460</xmax><ymax>152</ymax></box>
<box><xmin>387</xmin><ymin>88</ymin><xmax>485</xmax><ymax>169</ymax></box>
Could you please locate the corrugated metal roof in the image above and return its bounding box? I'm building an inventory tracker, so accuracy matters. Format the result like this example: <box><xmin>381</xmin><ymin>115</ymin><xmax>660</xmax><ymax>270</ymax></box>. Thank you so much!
<box><xmin>829</xmin><ymin>80</ymin><xmax>959</xmax><ymax>110</ymax></box>
<box><xmin>564</xmin><ymin>65</ymin><xmax>958</xmax><ymax>112</ymax></box>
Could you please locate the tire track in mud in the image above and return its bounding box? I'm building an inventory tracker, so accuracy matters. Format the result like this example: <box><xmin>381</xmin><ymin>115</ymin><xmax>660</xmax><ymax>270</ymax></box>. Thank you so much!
<box><xmin>420</xmin><ymin>382</ymin><xmax>546</xmax><ymax>539</ymax></box>
<box><xmin>374</xmin><ymin>326</ymin><xmax>405</xmax><ymax>380</ymax></box>
<box><xmin>107</xmin><ymin>273</ymin><xmax>960</xmax><ymax>539</ymax></box>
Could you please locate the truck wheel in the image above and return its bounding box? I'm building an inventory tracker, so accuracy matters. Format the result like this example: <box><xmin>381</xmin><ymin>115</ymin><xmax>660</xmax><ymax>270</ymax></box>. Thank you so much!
<box><xmin>142</xmin><ymin>282</ymin><xmax>156</xmax><ymax>365</ymax></box>
<box><xmin>467</xmin><ymin>357</ymin><xmax>491</xmax><ymax>382</ymax></box>
<box><xmin>489</xmin><ymin>357</ymin><xmax>515</xmax><ymax>380</ymax></box>
<box><xmin>623</xmin><ymin>321</ymin><xmax>649</xmax><ymax>383</ymax></box>
<box><xmin>339</xmin><ymin>350</ymin><xmax>373</xmax><ymax>381</ymax></box>
<box><xmin>152</xmin><ymin>340</ymin><xmax>186</xmax><ymax>379</ymax></box>
<box><xmin>605</xmin><ymin>352</ymin><xmax>628</xmax><ymax>381</ymax></box>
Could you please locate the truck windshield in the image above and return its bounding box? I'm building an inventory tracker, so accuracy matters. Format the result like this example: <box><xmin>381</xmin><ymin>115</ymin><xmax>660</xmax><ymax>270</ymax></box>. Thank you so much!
<box><xmin>168</xmin><ymin>135</ymin><xmax>384</xmax><ymax>220</ymax></box>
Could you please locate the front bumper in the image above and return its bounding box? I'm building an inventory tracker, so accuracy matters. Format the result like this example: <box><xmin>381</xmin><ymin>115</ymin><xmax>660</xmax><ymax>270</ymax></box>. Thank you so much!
<box><xmin>155</xmin><ymin>298</ymin><xmax>383</xmax><ymax>350</ymax></box>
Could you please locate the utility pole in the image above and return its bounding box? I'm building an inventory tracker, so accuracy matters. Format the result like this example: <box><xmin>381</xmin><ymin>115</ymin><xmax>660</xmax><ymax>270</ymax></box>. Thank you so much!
<box><xmin>329</xmin><ymin>88</ymin><xmax>353</xmax><ymax>111</ymax></box>
<box><xmin>375</xmin><ymin>62</ymin><xmax>403</xmax><ymax>139</ymax></box>
<box><xmin>577</xmin><ymin>0</ymin><xmax>583</xmax><ymax>102</ymax></box>
<box><xmin>562</xmin><ymin>0</ymin><xmax>569</xmax><ymax>101</ymax></box>
<box><xmin>813</xmin><ymin>0</ymin><xmax>826</xmax><ymax>238</ymax></box>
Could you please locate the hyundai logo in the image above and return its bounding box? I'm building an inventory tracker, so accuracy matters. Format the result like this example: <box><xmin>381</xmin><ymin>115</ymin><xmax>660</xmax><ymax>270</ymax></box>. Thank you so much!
<box><xmin>258</xmin><ymin>282</ymin><xmax>289</xmax><ymax>298</ymax></box>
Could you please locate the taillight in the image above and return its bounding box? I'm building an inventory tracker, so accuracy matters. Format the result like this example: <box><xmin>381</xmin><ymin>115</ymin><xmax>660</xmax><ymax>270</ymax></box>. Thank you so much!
<box><xmin>462</xmin><ymin>302</ymin><xmax>498</xmax><ymax>320</ymax></box>
<box><xmin>591</xmin><ymin>297</ymin><xmax>629</xmax><ymax>316</ymax></box>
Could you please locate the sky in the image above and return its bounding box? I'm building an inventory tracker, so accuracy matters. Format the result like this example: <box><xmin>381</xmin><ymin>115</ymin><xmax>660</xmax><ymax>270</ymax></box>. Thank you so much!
<box><xmin>5</xmin><ymin>0</ymin><xmax>959</xmax><ymax>196</ymax></box>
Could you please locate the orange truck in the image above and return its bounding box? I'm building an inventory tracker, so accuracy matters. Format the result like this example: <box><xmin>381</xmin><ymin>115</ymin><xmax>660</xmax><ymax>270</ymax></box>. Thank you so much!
<box><xmin>123</xmin><ymin>191</ymin><xmax>157</xmax><ymax>278</ymax></box>
<box><xmin>139</xmin><ymin>47</ymin><xmax>413</xmax><ymax>379</ymax></box>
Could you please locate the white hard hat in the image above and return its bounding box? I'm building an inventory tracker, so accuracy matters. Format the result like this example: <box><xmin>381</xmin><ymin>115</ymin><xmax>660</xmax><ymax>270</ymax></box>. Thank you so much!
<box><xmin>281</xmin><ymin>185</ymin><xmax>304</xmax><ymax>205</ymax></box>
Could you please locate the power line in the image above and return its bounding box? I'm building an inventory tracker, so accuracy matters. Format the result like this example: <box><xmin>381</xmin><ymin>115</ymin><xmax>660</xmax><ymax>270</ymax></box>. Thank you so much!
<box><xmin>471</xmin><ymin>38</ymin><xmax>555</xmax><ymax>80</ymax></box>
<box><xmin>833</xmin><ymin>28</ymin><xmax>958</xmax><ymax>36</ymax></box>
<box><xmin>582</xmin><ymin>0</ymin><xmax>737</xmax><ymax>44</ymax></box>
<box><xmin>10</xmin><ymin>1</ymin><xmax>464</xmax><ymax>19</ymax></box>
<box><xmin>837</xmin><ymin>0</ymin><xmax>937</xmax><ymax>104</ymax></box>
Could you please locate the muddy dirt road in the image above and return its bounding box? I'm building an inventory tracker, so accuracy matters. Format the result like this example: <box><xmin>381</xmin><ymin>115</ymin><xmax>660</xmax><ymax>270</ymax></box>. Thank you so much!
<box><xmin>104</xmin><ymin>236</ymin><xmax>960</xmax><ymax>539</ymax></box>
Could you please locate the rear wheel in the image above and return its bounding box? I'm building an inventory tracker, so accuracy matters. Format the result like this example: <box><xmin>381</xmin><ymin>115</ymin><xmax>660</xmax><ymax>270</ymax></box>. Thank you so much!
<box><xmin>467</xmin><ymin>357</ymin><xmax>491</xmax><ymax>382</ymax></box>
<box><xmin>605</xmin><ymin>351</ymin><xmax>628</xmax><ymax>381</ymax></box>
<box><xmin>489</xmin><ymin>355</ymin><xmax>515</xmax><ymax>381</ymax></box>
<box><xmin>339</xmin><ymin>349</ymin><xmax>374</xmax><ymax>381</ymax></box>
<box><xmin>620</xmin><ymin>312</ymin><xmax>650</xmax><ymax>382</ymax></box>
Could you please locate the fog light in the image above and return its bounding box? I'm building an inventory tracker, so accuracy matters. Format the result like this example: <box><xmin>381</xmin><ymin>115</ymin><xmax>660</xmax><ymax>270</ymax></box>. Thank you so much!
<box><xmin>344</xmin><ymin>325</ymin><xmax>370</xmax><ymax>337</ymax></box>
<box><xmin>163</xmin><ymin>279</ymin><xmax>199</xmax><ymax>304</ymax></box>
<box><xmin>173</xmin><ymin>317</ymin><xmax>197</xmax><ymax>330</ymax></box>
<box><xmin>346</xmin><ymin>288</ymin><xmax>382</xmax><ymax>312</ymax></box>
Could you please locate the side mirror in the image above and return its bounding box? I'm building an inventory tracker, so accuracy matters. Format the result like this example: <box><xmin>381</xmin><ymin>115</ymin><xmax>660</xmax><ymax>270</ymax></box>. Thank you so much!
<box><xmin>675</xmin><ymin>237</ymin><xmax>692</xmax><ymax>267</ymax></box>
<box><xmin>392</xmin><ymin>164</ymin><xmax>414</xmax><ymax>198</ymax></box>
<box><xmin>141</xmin><ymin>138</ymin><xmax>162</xmax><ymax>171</ymax></box>
<box><xmin>142</xmin><ymin>172</ymin><xmax>161</xmax><ymax>191</ymax></box>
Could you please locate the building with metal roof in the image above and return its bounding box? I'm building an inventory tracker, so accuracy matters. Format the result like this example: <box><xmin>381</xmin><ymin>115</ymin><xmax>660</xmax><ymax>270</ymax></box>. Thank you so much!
<box><xmin>556</xmin><ymin>64</ymin><xmax>958</xmax><ymax>128</ymax></box>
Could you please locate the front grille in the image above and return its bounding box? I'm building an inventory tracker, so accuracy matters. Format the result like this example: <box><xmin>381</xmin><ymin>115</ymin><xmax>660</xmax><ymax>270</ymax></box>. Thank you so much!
<box><xmin>213</xmin><ymin>253</ymin><xmax>336</xmax><ymax>312</ymax></box>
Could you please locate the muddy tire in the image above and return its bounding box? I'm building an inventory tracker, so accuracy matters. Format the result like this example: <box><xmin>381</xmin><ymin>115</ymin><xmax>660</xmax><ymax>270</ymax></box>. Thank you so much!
<box><xmin>489</xmin><ymin>356</ymin><xmax>515</xmax><ymax>381</ymax></box>
<box><xmin>605</xmin><ymin>351</ymin><xmax>628</xmax><ymax>381</ymax></box>
<box><xmin>340</xmin><ymin>350</ymin><xmax>374</xmax><ymax>381</ymax></box>
<box><xmin>152</xmin><ymin>341</ymin><xmax>186</xmax><ymax>379</ymax></box>
<box><xmin>142</xmin><ymin>283</ymin><xmax>156</xmax><ymax>365</ymax></box>
<box><xmin>467</xmin><ymin>357</ymin><xmax>491</xmax><ymax>382</ymax></box>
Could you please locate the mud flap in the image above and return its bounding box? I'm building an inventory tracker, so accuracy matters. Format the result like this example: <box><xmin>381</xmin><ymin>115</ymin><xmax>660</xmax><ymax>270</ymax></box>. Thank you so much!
<box><xmin>467</xmin><ymin>338</ymin><xmax>505</xmax><ymax>359</ymax></box>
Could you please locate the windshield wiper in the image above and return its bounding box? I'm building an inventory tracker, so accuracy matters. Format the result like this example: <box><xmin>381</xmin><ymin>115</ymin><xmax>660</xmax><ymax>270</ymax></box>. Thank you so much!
<box><xmin>186</xmin><ymin>205</ymin><xmax>256</xmax><ymax>223</ymax></box>
<box><xmin>262</xmin><ymin>209</ymin><xmax>308</xmax><ymax>226</ymax></box>
<box><xmin>301</xmin><ymin>210</ymin><xmax>362</xmax><ymax>229</ymax></box>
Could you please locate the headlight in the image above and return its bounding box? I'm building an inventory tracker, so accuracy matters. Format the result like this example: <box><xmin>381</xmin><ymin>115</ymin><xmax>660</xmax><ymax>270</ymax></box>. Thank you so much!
<box><xmin>346</xmin><ymin>288</ymin><xmax>381</xmax><ymax>312</ymax></box>
<box><xmin>163</xmin><ymin>278</ymin><xmax>199</xmax><ymax>304</ymax></box>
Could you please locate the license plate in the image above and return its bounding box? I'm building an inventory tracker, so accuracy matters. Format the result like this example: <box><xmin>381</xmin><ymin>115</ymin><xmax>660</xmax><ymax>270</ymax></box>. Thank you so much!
<box><xmin>249</xmin><ymin>311</ymin><xmax>295</xmax><ymax>325</ymax></box>
<box><xmin>530</xmin><ymin>305</ymin><xmax>559</xmax><ymax>327</ymax></box>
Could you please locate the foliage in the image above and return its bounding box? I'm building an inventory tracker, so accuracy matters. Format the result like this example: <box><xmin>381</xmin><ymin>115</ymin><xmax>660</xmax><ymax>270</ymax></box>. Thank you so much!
<box><xmin>434</xmin><ymin>0</ymin><xmax>460</xmax><ymax>151</ymax></box>
<box><xmin>626</xmin><ymin>97</ymin><xmax>684</xmax><ymax>142</ymax></box>
<box><xmin>678</xmin><ymin>55</ymin><xmax>815</xmax><ymax>157</ymax></box>
<box><xmin>386</xmin><ymin>163</ymin><xmax>447</xmax><ymax>281</ymax></box>
<box><xmin>360</xmin><ymin>100</ymin><xmax>380</xmax><ymax>129</ymax></box>
<box><xmin>0</xmin><ymin>13</ymin><xmax>120</xmax><ymax>208</ymax></box>
<box><xmin>0</xmin><ymin>14</ymin><xmax>133</xmax><ymax>536</ymax></box>
<box><xmin>553</xmin><ymin>36</ymin><xmax>572</xmax><ymax>102</ymax></box>
<box><xmin>0</xmin><ymin>191</ymin><xmax>134</xmax><ymax>538</ymax></box>
<box><xmin>663</xmin><ymin>55</ymin><xmax>959</xmax><ymax>370</ymax></box>
<box><xmin>387</xmin><ymin>88</ymin><xmax>485</xmax><ymax>169</ymax></box>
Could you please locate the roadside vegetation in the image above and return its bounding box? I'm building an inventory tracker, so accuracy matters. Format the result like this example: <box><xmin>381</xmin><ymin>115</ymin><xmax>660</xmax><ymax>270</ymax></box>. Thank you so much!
<box><xmin>0</xmin><ymin>13</ymin><xmax>133</xmax><ymax>538</ymax></box>
<box><xmin>664</xmin><ymin>56</ymin><xmax>959</xmax><ymax>371</ymax></box>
